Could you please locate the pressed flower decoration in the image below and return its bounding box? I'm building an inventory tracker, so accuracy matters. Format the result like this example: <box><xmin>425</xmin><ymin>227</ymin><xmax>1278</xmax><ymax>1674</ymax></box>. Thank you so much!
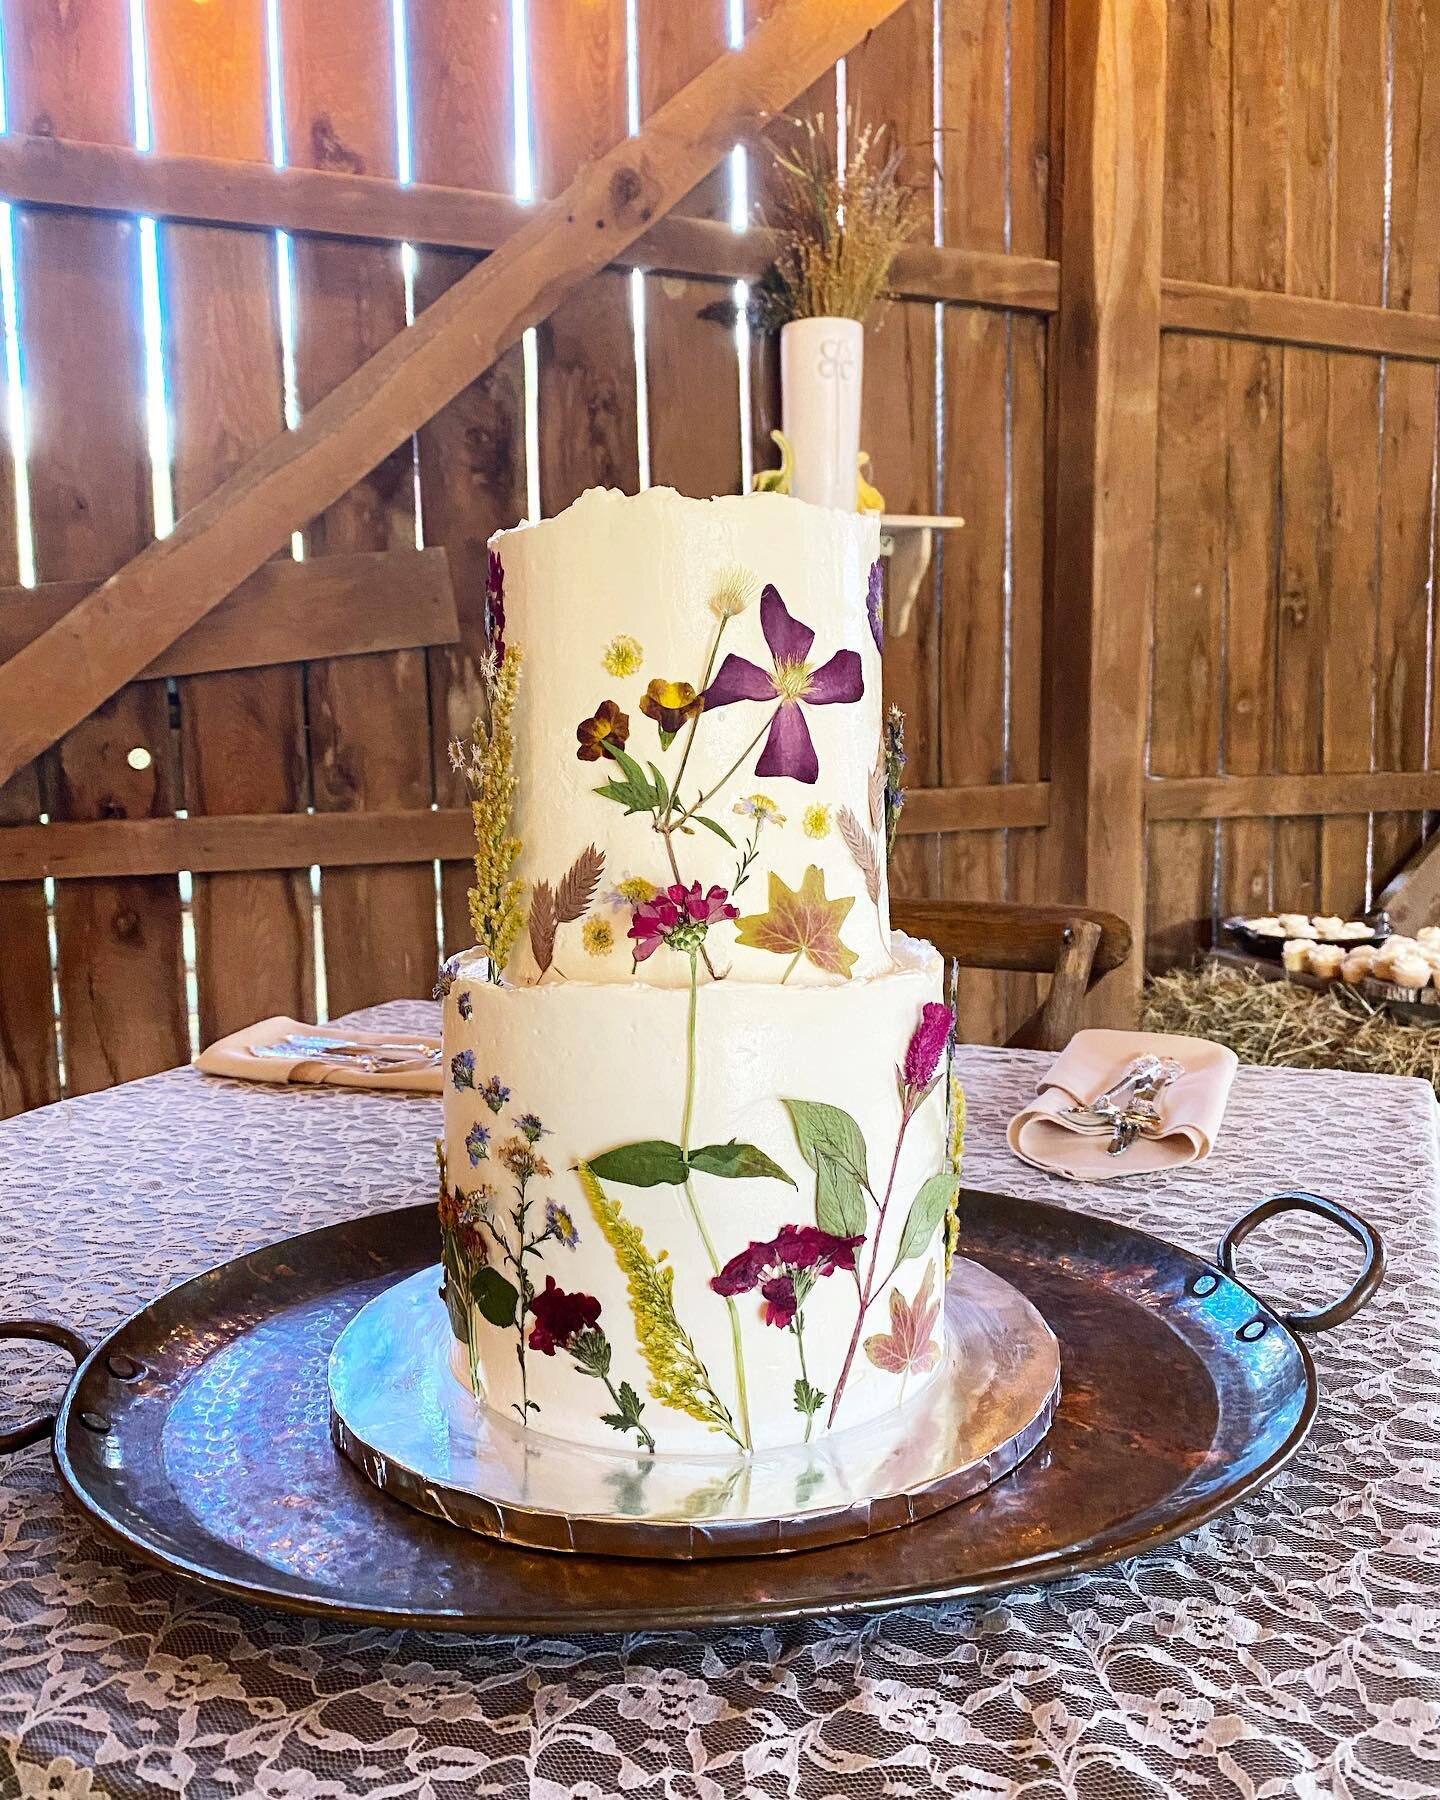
<box><xmin>450</xmin><ymin>1050</ymin><xmax>475</xmax><ymax>1091</ymax></box>
<box><xmin>583</xmin><ymin>917</ymin><xmax>615</xmax><ymax>956</ymax></box>
<box><xmin>711</xmin><ymin>1224</ymin><xmax>864</xmax><ymax>1437</ymax></box>
<box><xmin>628</xmin><ymin>881</ymin><xmax>739</xmax><ymax>963</ymax></box>
<box><xmin>864</xmin><ymin>1261</ymin><xmax>942</xmax><ymax>1393</ymax></box>
<box><xmin>639</xmin><ymin>677</ymin><xmax>706</xmax><ymax>747</ymax></box>
<box><xmin>602</xmin><ymin>634</ymin><xmax>643</xmax><ymax>678</ymax></box>
<box><xmin>733</xmin><ymin>865</ymin><xmax>858</xmax><ymax>981</ymax></box>
<box><xmin>527</xmin><ymin>1277</ymin><xmax>655</xmax><ymax>1452</ymax></box>
<box><xmin>730</xmin><ymin>793</ymin><xmax>784</xmax><ymax>892</ymax></box>
<box><xmin>866</xmin><ymin>558</ymin><xmax>885</xmax><ymax>653</ymax></box>
<box><xmin>576</xmin><ymin>700</ymin><xmax>630</xmax><ymax>762</ymax></box>
<box><xmin>802</xmin><ymin>803</ymin><xmax>831</xmax><ymax>840</ymax></box>
<box><xmin>702</xmin><ymin>584</ymin><xmax>864</xmax><ymax>785</ymax></box>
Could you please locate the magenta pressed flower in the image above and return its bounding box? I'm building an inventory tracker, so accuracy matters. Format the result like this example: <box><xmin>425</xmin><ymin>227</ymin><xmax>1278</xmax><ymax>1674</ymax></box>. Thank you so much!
<box><xmin>903</xmin><ymin>1003</ymin><xmax>954</xmax><ymax>1092</ymax></box>
<box><xmin>629</xmin><ymin>881</ymin><xmax>739</xmax><ymax>962</ymax></box>
<box><xmin>711</xmin><ymin>1223</ymin><xmax>864</xmax><ymax>1325</ymax></box>
<box><xmin>702</xmin><ymin>584</ymin><xmax>864</xmax><ymax>785</ymax></box>
<box><xmin>485</xmin><ymin>549</ymin><xmax>507</xmax><ymax>667</ymax></box>
<box><xmin>527</xmin><ymin>1277</ymin><xmax>602</xmax><ymax>1356</ymax></box>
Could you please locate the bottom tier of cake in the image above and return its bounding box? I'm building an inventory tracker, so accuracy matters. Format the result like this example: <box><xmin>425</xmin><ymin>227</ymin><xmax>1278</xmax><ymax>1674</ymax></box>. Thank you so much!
<box><xmin>439</xmin><ymin>932</ymin><xmax>957</xmax><ymax>1456</ymax></box>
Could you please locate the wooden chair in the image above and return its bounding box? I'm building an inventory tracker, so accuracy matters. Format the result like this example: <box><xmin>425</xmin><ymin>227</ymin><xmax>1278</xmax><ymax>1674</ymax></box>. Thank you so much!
<box><xmin>890</xmin><ymin>900</ymin><xmax>1133</xmax><ymax>1052</ymax></box>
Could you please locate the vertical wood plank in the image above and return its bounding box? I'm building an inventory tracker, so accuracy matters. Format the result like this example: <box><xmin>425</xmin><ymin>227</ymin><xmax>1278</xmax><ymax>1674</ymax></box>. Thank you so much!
<box><xmin>528</xmin><ymin>0</ymin><xmax>639</xmax><ymax>516</ymax></box>
<box><xmin>0</xmin><ymin>51</ymin><xmax>52</xmax><ymax>1111</ymax></box>
<box><xmin>145</xmin><ymin>0</ymin><xmax>314</xmax><ymax>1043</ymax></box>
<box><xmin>1220</xmin><ymin>0</ymin><xmax>1287</xmax><ymax>927</ymax></box>
<box><xmin>639</xmin><ymin>1</ymin><xmax>743</xmax><ymax>501</ymax></box>
<box><xmin>1146</xmin><ymin>0</ymin><xmax>1229</xmax><ymax>970</ymax></box>
<box><xmin>4</xmin><ymin>3</ymin><xmax>188</xmax><ymax>1095</ymax></box>
<box><xmin>938</xmin><ymin>0</ymin><xmax>1009</xmax><ymax>1041</ymax></box>
<box><xmin>281</xmin><ymin>0</ymin><xmax>437</xmax><ymax>1013</ymax></box>
<box><xmin>1319</xmin><ymin>0</ymin><xmax>1386</xmax><ymax>913</ymax></box>
<box><xmin>1273</xmin><ymin>0</ymin><xmax>1336</xmax><ymax>920</ymax></box>
<box><xmin>406</xmin><ymin>0</ymin><xmax>527</xmax><ymax>955</ymax></box>
<box><xmin>1375</xmin><ymin>0</ymin><xmax>1440</xmax><ymax>888</ymax></box>
<box><xmin>1046</xmin><ymin>0</ymin><xmax>1167</xmax><ymax>1026</ymax></box>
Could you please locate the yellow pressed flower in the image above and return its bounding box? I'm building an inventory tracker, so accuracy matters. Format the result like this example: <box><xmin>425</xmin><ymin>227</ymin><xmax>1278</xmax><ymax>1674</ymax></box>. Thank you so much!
<box><xmin>458</xmin><ymin>646</ymin><xmax>526</xmax><ymax>978</ymax></box>
<box><xmin>945</xmin><ymin>1078</ymin><xmax>967</xmax><ymax>1276</ymax></box>
<box><xmin>802</xmin><ymin>803</ymin><xmax>832</xmax><ymax>840</ymax></box>
<box><xmin>733</xmin><ymin>793</ymin><xmax>785</xmax><ymax>827</ymax></box>
<box><xmin>602</xmin><ymin>634</ymin><xmax>643</xmax><ymax>678</ymax></box>
<box><xmin>582</xmin><ymin>917</ymin><xmax>615</xmax><ymax>956</ymax></box>
<box><xmin>617</xmin><ymin>876</ymin><xmax>658</xmax><ymax>904</ymax></box>
<box><xmin>709</xmin><ymin>564</ymin><xmax>760</xmax><ymax>620</ymax></box>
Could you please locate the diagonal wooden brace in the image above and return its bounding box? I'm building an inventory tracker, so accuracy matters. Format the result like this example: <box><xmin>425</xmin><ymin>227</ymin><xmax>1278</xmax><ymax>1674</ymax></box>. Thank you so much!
<box><xmin>0</xmin><ymin>0</ymin><xmax>906</xmax><ymax>791</ymax></box>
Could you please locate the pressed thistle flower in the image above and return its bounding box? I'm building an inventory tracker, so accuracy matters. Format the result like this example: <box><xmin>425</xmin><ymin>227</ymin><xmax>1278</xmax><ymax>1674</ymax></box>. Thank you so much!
<box><xmin>583</xmin><ymin>917</ymin><xmax>615</xmax><ymax>956</ymax></box>
<box><xmin>802</xmin><ymin>803</ymin><xmax>831</xmax><ymax>840</ymax></box>
<box><xmin>602</xmin><ymin>634</ymin><xmax>644</xmax><ymax>678</ymax></box>
<box><xmin>709</xmin><ymin>565</ymin><xmax>759</xmax><ymax>620</ymax></box>
<box><xmin>577</xmin><ymin>1162</ymin><xmax>743</xmax><ymax>1446</ymax></box>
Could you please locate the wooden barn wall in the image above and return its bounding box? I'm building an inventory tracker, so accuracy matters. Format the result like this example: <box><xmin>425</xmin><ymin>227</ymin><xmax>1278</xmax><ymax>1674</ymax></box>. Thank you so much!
<box><xmin>0</xmin><ymin>0</ymin><xmax>1438</xmax><ymax>1114</ymax></box>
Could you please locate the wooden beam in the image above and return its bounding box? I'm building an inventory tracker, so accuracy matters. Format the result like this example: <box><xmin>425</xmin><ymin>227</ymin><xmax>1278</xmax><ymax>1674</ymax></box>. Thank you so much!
<box><xmin>897</xmin><ymin>781</ymin><xmax>1050</xmax><ymax>834</ymax></box>
<box><xmin>0</xmin><ymin>547</ymin><xmax>457</xmax><ymax>680</ymax></box>
<box><xmin>1044</xmin><ymin>0</ymin><xmax>1167</xmax><ymax>1027</ymax></box>
<box><xmin>0</xmin><ymin>0</ymin><xmax>908</xmax><ymax>790</ymax></box>
<box><xmin>0</xmin><ymin>130</ymin><xmax>1060</xmax><ymax>316</ymax></box>
<box><xmin>0</xmin><ymin>784</ymin><xmax>1045</xmax><ymax>882</ymax></box>
<box><xmin>1146</xmin><ymin>771</ymin><xmax>1440</xmax><ymax>820</ymax></box>
<box><xmin>1162</xmin><ymin>277</ymin><xmax>1440</xmax><ymax>364</ymax></box>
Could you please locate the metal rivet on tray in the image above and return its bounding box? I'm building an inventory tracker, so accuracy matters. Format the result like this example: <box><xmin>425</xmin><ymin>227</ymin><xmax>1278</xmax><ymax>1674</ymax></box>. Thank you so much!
<box><xmin>1188</xmin><ymin>1272</ymin><xmax>1220</xmax><ymax>1299</ymax></box>
<box><xmin>79</xmin><ymin>1410</ymin><xmax>111</xmax><ymax>1434</ymax></box>
<box><xmin>105</xmin><ymin>1353</ymin><xmax>142</xmax><ymax>1381</ymax></box>
<box><xmin>1237</xmin><ymin>1317</ymin><xmax>1268</xmax><ymax>1343</ymax></box>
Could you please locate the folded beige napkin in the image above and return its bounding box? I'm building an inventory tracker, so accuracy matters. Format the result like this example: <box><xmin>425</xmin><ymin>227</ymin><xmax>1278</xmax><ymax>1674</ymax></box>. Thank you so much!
<box><xmin>194</xmin><ymin>1016</ymin><xmax>442</xmax><ymax>1094</ymax></box>
<box><xmin>1007</xmin><ymin>1028</ymin><xmax>1238</xmax><ymax>1180</ymax></box>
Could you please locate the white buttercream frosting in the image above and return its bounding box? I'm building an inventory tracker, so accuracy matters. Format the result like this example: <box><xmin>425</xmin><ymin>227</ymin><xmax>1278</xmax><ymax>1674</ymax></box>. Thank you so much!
<box><xmin>493</xmin><ymin>487</ymin><xmax>888</xmax><ymax>987</ymax></box>
<box><xmin>441</xmin><ymin>934</ymin><xmax>950</xmax><ymax>1454</ymax></box>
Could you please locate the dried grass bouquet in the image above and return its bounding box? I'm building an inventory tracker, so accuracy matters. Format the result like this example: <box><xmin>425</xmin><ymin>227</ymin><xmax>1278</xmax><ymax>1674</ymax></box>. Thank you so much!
<box><xmin>754</xmin><ymin>112</ymin><xmax>927</xmax><ymax>329</ymax></box>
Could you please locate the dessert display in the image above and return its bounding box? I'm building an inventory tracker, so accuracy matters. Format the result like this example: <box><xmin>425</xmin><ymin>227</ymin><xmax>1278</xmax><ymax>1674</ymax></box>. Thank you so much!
<box><xmin>1282</xmin><ymin>928</ymin><xmax>1440</xmax><ymax>995</ymax></box>
<box><xmin>436</xmin><ymin>489</ymin><xmax>963</xmax><ymax>1457</ymax></box>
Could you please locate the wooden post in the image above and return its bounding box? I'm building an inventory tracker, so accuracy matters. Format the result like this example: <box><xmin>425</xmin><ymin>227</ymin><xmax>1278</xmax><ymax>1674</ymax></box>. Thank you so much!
<box><xmin>1044</xmin><ymin>0</ymin><xmax>1166</xmax><ymax>1027</ymax></box>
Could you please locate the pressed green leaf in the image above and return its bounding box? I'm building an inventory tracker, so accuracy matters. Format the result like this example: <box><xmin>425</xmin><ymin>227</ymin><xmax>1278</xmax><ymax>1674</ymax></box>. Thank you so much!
<box><xmin>688</xmin><ymin>1140</ymin><xmax>797</xmax><ymax>1187</ymax></box>
<box><xmin>440</xmin><ymin>1261</ymin><xmax>471</xmax><ymax>1347</ymax></box>
<box><xmin>894</xmin><ymin>1172</ymin><xmax>960</xmax><ymax>1267</ymax></box>
<box><xmin>816</xmin><ymin>1155</ymin><xmax>867</xmax><ymax>1238</ymax></box>
<box><xmin>793</xmin><ymin>1377</ymin><xmax>826</xmax><ymax>1417</ymax></box>
<box><xmin>783</xmin><ymin>1098</ymin><xmax>870</xmax><ymax>1185</ymax></box>
<box><xmin>691</xmin><ymin>812</ymin><xmax>738</xmax><ymax>848</ymax></box>
<box><xmin>589</xmin><ymin>1139</ymin><xmax>690</xmax><ymax>1188</ymax></box>
<box><xmin>470</xmin><ymin>1265</ymin><xmax>520</xmax><ymax>1328</ymax></box>
<box><xmin>647</xmin><ymin>763</ymin><xmax>671</xmax><ymax>812</ymax></box>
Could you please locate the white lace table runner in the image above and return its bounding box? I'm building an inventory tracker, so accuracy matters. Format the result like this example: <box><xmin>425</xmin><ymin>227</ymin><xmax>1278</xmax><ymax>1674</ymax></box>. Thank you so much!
<box><xmin>2</xmin><ymin>1000</ymin><xmax>1437</xmax><ymax>1799</ymax></box>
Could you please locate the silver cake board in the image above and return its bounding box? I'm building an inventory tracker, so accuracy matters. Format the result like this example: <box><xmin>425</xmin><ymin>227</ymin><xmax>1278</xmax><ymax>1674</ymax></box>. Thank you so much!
<box><xmin>328</xmin><ymin>1259</ymin><xmax>1061</xmax><ymax>1560</ymax></box>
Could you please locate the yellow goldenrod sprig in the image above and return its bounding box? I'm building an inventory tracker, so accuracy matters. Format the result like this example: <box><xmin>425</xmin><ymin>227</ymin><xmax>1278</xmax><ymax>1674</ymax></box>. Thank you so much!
<box><xmin>451</xmin><ymin>645</ymin><xmax>526</xmax><ymax>982</ymax></box>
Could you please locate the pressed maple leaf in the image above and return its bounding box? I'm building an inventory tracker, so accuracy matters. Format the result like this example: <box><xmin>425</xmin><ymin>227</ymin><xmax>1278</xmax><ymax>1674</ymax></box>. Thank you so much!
<box><xmin>733</xmin><ymin>864</ymin><xmax>858</xmax><ymax>981</ymax></box>
<box><xmin>864</xmin><ymin>1262</ymin><xmax>942</xmax><ymax>1376</ymax></box>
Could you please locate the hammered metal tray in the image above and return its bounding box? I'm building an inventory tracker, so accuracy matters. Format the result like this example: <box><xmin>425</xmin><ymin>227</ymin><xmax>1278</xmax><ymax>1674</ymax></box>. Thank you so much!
<box><xmin>2</xmin><ymin>1187</ymin><xmax>1382</xmax><ymax>1634</ymax></box>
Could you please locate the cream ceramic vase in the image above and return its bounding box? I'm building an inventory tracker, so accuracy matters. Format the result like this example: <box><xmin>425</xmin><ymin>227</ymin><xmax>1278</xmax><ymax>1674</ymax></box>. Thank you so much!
<box><xmin>780</xmin><ymin>316</ymin><xmax>864</xmax><ymax>511</ymax></box>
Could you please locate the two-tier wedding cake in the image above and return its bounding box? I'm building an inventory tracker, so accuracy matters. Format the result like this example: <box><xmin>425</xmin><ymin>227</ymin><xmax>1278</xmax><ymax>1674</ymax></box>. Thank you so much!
<box><xmin>437</xmin><ymin>487</ymin><xmax>957</xmax><ymax>1457</ymax></box>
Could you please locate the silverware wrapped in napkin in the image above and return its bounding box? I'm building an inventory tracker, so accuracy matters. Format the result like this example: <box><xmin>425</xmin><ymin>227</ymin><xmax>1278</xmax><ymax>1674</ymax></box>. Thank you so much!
<box><xmin>1006</xmin><ymin>1029</ymin><xmax>1238</xmax><ymax>1181</ymax></box>
<box><xmin>194</xmin><ymin>1017</ymin><xmax>442</xmax><ymax>1093</ymax></box>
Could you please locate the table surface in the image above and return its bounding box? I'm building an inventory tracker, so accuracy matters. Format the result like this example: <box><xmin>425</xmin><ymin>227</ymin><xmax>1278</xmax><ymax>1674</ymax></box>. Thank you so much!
<box><xmin>3</xmin><ymin>1000</ymin><xmax>1439</xmax><ymax>1800</ymax></box>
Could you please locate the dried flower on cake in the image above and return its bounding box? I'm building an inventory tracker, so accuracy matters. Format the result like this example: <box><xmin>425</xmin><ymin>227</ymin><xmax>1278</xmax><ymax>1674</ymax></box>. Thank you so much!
<box><xmin>454</xmin><ymin>633</ymin><xmax>525</xmax><ymax>981</ymax></box>
<box><xmin>702</xmin><ymin>585</ymin><xmax>863</xmax><ymax>785</ymax></box>
<box><xmin>734</xmin><ymin>793</ymin><xmax>785</xmax><ymax>827</ymax></box>
<box><xmin>709</xmin><ymin>565</ymin><xmax>759</xmax><ymax>620</ymax></box>
<box><xmin>733</xmin><ymin>865</ymin><xmax>857</xmax><ymax>981</ymax></box>
<box><xmin>528</xmin><ymin>1278</ymin><xmax>656</xmax><ymax>1453</ymax></box>
<box><xmin>866</xmin><ymin>558</ymin><xmax>885</xmax><ymax>653</ymax></box>
<box><xmin>480</xmin><ymin>1074</ymin><xmax>510</xmax><ymax>1114</ymax></box>
<box><xmin>575</xmin><ymin>700</ymin><xmax>630</xmax><ymax>762</ymax></box>
<box><xmin>802</xmin><ymin>803</ymin><xmax>831</xmax><ymax>840</ymax></box>
<box><xmin>903</xmin><ymin>1002</ymin><xmax>953</xmax><ymax>1095</ymax></box>
<box><xmin>545</xmin><ymin>1200</ymin><xmax>579</xmax><ymax>1250</ymax></box>
<box><xmin>629</xmin><ymin>881</ymin><xmax>739</xmax><ymax>963</ymax></box>
<box><xmin>944</xmin><ymin>1078</ymin><xmax>966</xmax><ymax>1276</ymax></box>
<box><xmin>864</xmin><ymin>1263</ymin><xmax>942</xmax><ymax>1383</ymax></box>
<box><xmin>577</xmin><ymin>1162</ymin><xmax>745</xmax><ymax>1449</ymax></box>
<box><xmin>583</xmin><ymin>917</ymin><xmax>615</xmax><ymax>956</ymax></box>
<box><xmin>529</xmin><ymin>844</ymin><xmax>606</xmax><ymax>976</ymax></box>
<box><xmin>433</xmin><ymin>956</ymin><xmax>459</xmax><ymax>1000</ymax></box>
<box><xmin>457</xmin><ymin>991</ymin><xmax>473</xmax><ymax>1021</ymax></box>
<box><xmin>602</xmin><ymin>635</ymin><xmax>643</xmax><ymax>678</ymax></box>
<box><xmin>639</xmin><ymin>677</ymin><xmax>706</xmax><ymax>745</ymax></box>
<box><xmin>450</xmin><ymin>1050</ymin><xmax>476</xmax><ymax>1091</ymax></box>
<box><xmin>882</xmin><ymin>705</ymin><xmax>907</xmax><ymax>858</ymax></box>
<box><xmin>527</xmin><ymin>1277</ymin><xmax>601</xmax><ymax>1356</ymax></box>
<box><xmin>837</xmin><ymin>806</ymin><xmax>882</xmax><ymax>905</ymax></box>
<box><xmin>465</xmin><ymin>1122</ymin><xmax>491</xmax><ymax>1166</ymax></box>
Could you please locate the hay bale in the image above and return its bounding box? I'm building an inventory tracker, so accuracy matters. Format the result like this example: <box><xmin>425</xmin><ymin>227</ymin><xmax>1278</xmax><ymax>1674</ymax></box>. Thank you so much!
<box><xmin>1142</xmin><ymin>964</ymin><xmax>1440</xmax><ymax>1097</ymax></box>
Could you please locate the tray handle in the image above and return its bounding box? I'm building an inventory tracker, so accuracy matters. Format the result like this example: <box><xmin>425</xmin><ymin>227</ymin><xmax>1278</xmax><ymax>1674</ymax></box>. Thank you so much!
<box><xmin>1217</xmin><ymin>1190</ymin><xmax>1385</xmax><ymax>1333</ymax></box>
<box><xmin>0</xmin><ymin>1319</ymin><xmax>91</xmax><ymax>1454</ymax></box>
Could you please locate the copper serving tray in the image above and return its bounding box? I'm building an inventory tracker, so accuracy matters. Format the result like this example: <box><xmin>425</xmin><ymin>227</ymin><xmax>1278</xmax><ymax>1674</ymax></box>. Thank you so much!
<box><xmin>2</xmin><ymin>1188</ymin><xmax>1382</xmax><ymax>1635</ymax></box>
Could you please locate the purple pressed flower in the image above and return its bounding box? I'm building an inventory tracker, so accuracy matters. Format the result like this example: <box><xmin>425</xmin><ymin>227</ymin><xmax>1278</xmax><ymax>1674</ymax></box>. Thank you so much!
<box><xmin>702</xmin><ymin>584</ymin><xmax>864</xmax><ymax>785</ymax></box>
<box><xmin>450</xmin><ymin>1049</ymin><xmax>475</xmax><ymax>1091</ymax></box>
<box><xmin>629</xmin><ymin>881</ymin><xmax>739</xmax><ymax>961</ymax></box>
<box><xmin>903</xmin><ymin>1002</ymin><xmax>954</xmax><ymax>1093</ymax></box>
<box><xmin>457</xmin><ymin>990</ymin><xmax>473</xmax><ymax>1021</ymax></box>
<box><xmin>516</xmin><ymin>1112</ymin><xmax>547</xmax><ymax>1145</ymax></box>
<box><xmin>545</xmin><ymin>1199</ymin><xmax>580</xmax><ymax>1249</ymax></box>
<box><xmin>480</xmin><ymin>1074</ymin><xmax>510</xmax><ymax>1115</ymax></box>
<box><xmin>465</xmin><ymin>1122</ymin><xmax>490</xmax><ymax>1166</ymax></box>
<box><xmin>485</xmin><ymin>549</ymin><xmax>507</xmax><ymax>667</ymax></box>
<box><xmin>866</xmin><ymin>559</ymin><xmax>884</xmax><ymax>653</ymax></box>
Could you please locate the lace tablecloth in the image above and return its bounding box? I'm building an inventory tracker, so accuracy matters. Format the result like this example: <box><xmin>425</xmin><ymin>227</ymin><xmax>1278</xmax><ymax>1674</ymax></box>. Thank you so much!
<box><xmin>3</xmin><ymin>1000</ymin><xmax>1438</xmax><ymax>1799</ymax></box>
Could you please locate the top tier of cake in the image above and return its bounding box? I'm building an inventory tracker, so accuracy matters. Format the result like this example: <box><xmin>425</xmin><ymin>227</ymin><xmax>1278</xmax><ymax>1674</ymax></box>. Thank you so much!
<box><xmin>496</xmin><ymin>487</ymin><xmax>890</xmax><ymax>987</ymax></box>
